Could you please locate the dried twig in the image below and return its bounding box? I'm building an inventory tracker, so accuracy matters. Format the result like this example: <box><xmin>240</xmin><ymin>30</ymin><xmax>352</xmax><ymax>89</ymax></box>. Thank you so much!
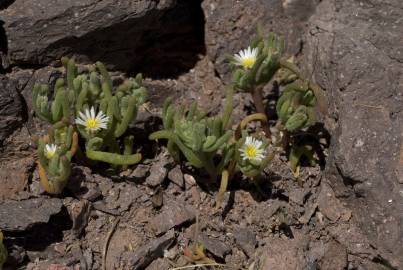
<box><xmin>354</xmin><ymin>103</ymin><xmax>384</xmax><ymax>110</ymax></box>
<box><xmin>102</xmin><ymin>217</ymin><xmax>120</xmax><ymax>270</ymax></box>
<box><xmin>170</xmin><ymin>263</ymin><xmax>225</xmax><ymax>270</ymax></box>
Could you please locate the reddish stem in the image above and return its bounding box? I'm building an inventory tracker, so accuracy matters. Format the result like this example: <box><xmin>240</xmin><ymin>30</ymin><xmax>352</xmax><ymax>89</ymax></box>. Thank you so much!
<box><xmin>251</xmin><ymin>86</ymin><xmax>271</xmax><ymax>137</ymax></box>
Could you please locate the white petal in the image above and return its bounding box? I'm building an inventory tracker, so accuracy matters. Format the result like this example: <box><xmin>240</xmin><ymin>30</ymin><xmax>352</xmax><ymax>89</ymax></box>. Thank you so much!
<box><xmin>251</xmin><ymin>47</ymin><xmax>258</xmax><ymax>57</ymax></box>
<box><xmin>78</xmin><ymin>111</ymin><xmax>87</xmax><ymax>120</ymax></box>
<box><xmin>75</xmin><ymin>118</ymin><xmax>86</xmax><ymax>126</ymax></box>
<box><xmin>245</xmin><ymin>136</ymin><xmax>253</xmax><ymax>145</ymax></box>
<box><xmin>234</xmin><ymin>55</ymin><xmax>243</xmax><ymax>62</ymax></box>
<box><xmin>90</xmin><ymin>107</ymin><xmax>96</xmax><ymax>119</ymax></box>
<box><xmin>84</xmin><ymin>108</ymin><xmax>91</xmax><ymax>120</ymax></box>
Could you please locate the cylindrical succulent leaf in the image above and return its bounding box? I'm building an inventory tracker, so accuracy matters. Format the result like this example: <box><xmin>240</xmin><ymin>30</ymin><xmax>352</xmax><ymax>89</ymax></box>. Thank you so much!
<box><xmin>0</xmin><ymin>230</ymin><xmax>7</xmax><ymax>270</ymax></box>
<box><xmin>285</xmin><ymin>106</ymin><xmax>308</xmax><ymax>132</ymax></box>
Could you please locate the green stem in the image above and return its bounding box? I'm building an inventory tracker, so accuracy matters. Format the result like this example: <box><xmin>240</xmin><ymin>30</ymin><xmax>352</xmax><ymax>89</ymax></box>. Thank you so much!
<box><xmin>215</xmin><ymin>170</ymin><xmax>229</xmax><ymax>209</ymax></box>
<box><xmin>222</xmin><ymin>86</ymin><xmax>234</xmax><ymax>129</ymax></box>
<box><xmin>149</xmin><ymin>130</ymin><xmax>204</xmax><ymax>168</ymax></box>
<box><xmin>199</xmin><ymin>152</ymin><xmax>217</xmax><ymax>179</ymax></box>
<box><xmin>235</xmin><ymin>113</ymin><xmax>268</xmax><ymax>140</ymax></box>
<box><xmin>251</xmin><ymin>85</ymin><xmax>271</xmax><ymax>137</ymax></box>
<box><xmin>86</xmin><ymin>150</ymin><xmax>141</xmax><ymax>165</ymax></box>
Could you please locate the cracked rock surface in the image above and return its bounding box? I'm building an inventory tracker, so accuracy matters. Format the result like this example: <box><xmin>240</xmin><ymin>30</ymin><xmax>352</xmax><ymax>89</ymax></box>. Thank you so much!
<box><xmin>303</xmin><ymin>0</ymin><xmax>403</xmax><ymax>267</ymax></box>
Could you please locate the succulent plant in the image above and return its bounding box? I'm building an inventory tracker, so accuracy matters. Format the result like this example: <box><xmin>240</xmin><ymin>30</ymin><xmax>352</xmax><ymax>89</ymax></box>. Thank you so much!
<box><xmin>0</xmin><ymin>231</ymin><xmax>7</xmax><ymax>269</ymax></box>
<box><xmin>289</xmin><ymin>144</ymin><xmax>316</xmax><ymax>177</ymax></box>
<box><xmin>33</xmin><ymin>57</ymin><xmax>147</xmax><ymax>168</ymax></box>
<box><xmin>36</xmin><ymin>121</ymin><xmax>78</xmax><ymax>194</ymax></box>
<box><xmin>276</xmin><ymin>81</ymin><xmax>317</xmax><ymax>132</ymax></box>
<box><xmin>235</xmin><ymin>131</ymin><xmax>271</xmax><ymax>178</ymax></box>
<box><xmin>149</xmin><ymin>87</ymin><xmax>234</xmax><ymax>179</ymax></box>
<box><xmin>228</xmin><ymin>28</ymin><xmax>326</xmax><ymax>177</ymax></box>
<box><xmin>229</xmin><ymin>29</ymin><xmax>285</xmax><ymax>137</ymax></box>
<box><xmin>33</xmin><ymin>57</ymin><xmax>147</xmax><ymax>193</ymax></box>
<box><xmin>33</xmin><ymin>78</ymin><xmax>70</xmax><ymax>124</ymax></box>
<box><xmin>231</xmin><ymin>31</ymin><xmax>284</xmax><ymax>92</ymax></box>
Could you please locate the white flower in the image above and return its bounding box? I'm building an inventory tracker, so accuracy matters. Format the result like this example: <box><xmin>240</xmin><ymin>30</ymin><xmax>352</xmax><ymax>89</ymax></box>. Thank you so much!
<box><xmin>239</xmin><ymin>136</ymin><xmax>266</xmax><ymax>162</ymax></box>
<box><xmin>45</xmin><ymin>144</ymin><xmax>57</xmax><ymax>159</ymax></box>
<box><xmin>75</xmin><ymin>106</ymin><xmax>109</xmax><ymax>133</ymax></box>
<box><xmin>233</xmin><ymin>46</ymin><xmax>258</xmax><ymax>69</ymax></box>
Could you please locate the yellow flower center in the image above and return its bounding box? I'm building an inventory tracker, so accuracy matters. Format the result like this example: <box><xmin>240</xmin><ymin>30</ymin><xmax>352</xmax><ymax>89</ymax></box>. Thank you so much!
<box><xmin>86</xmin><ymin>118</ymin><xmax>99</xmax><ymax>130</ymax></box>
<box><xmin>241</xmin><ymin>57</ymin><xmax>256</xmax><ymax>69</ymax></box>
<box><xmin>45</xmin><ymin>151</ymin><xmax>55</xmax><ymax>159</ymax></box>
<box><xmin>245</xmin><ymin>145</ymin><xmax>257</xmax><ymax>158</ymax></box>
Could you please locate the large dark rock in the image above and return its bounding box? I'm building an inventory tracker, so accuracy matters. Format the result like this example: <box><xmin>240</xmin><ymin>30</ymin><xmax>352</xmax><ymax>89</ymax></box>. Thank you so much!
<box><xmin>202</xmin><ymin>0</ymin><xmax>320</xmax><ymax>80</ymax></box>
<box><xmin>0</xmin><ymin>75</ymin><xmax>25</xmax><ymax>147</ymax></box>
<box><xmin>0</xmin><ymin>0</ymin><xmax>13</xmax><ymax>10</ymax></box>
<box><xmin>0</xmin><ymin>0</ymin><xmax>205</xmax><ymax>76</ymax></box>
<box><xmin>0</xmin><ymin>198</ymin><xmax>63</xmax><ymax>232</ymax></box>
<box><xmin>303</xmin><ymin>0</ymin><xmax>403</xmax><ymax>268</ymax></box>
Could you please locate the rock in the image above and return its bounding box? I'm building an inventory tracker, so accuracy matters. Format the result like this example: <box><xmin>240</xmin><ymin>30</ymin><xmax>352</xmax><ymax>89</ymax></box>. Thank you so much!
<box><xmin>317</xmin><ymin>182</ymin><xmax>351</xmax><ymax>223</ymax></box>
<box><xmin>234</xmin><ymin>227</ymin><xmax>257</xmax><ymax>257</ymax></box>
<box><xmin>66</xmin><ymin>200</ymin><xmax>92</xmax><ymax>237</ymax></box>
<box><xmin>0</xmin><ymin>157</ymin><xmax>35</xmax><ymax>201</ymax></box>
<box><xmin>254</xmin><ymin>200</ymin><xmax>284</xmax><ymax>223</ymax></box>
<box><xmin>303</xmin><ymin>0</ymin><xmax>403</xmax><ymax>266</ymax></box>
<box><xmin>151</xmin><ymin>186</ymin><xmax>164</xmax><ymax>209</ymax></box>
<box><xmin>150</xmin><ymin>202</ymin><xmax>196</xmax><ymax>235</ymax></box>
<box><xmin>103</xmin><ymin>182</ymin><xmax>141</xmax><ymax>213</ymax></box>
<box><xmin>0</xmin><ymin>75</ymin><xmax>25</xmax><ymax>146</ymax></box>
<box><xmin>145</xmin><ymin>258</ymin><xmax>171</xmax><ymax>270</ymax></box>
<box><xmin>118</xmin><ymin>229</ymin><xmax>175</xmax><ymax>270</ymax></box>
<box><xmin>0</xmin><ymin>0</ymin><xmax>13</xmax><ymax>9</ymax></box>
<box><xmin>82</xmin><ymin>248</ymin><xmax>93</xmax><ymax>270</ymax></box>
<box><xmin>288</xmin><ymin>188</ymin><xmax>309</xmax><ymax>206</ymax></box>
<box><xmin>202</xmin><ymin>0</ymin><xmax>319</xmax><ymax>80</ymax></box>
<box><xmin>261</xmin><ymin>233</ymin><xmax>309</xmax><ymax>270</ymax></box>
<box><xmin>199</xmin><ymin>234</ymin><xmax>231</xmax><ymax>259</ymax></box>
<box><xmin>26</xmin><ymin>262</ymin><xmax>81</xmax><ymax>270</ymax></box>
<box><xmin>319</xmin><ymin>241</ymin><xmax>347</xmax><ymax>270</ymax></box>
<box><xmin>67</xmin><ymin>167</ymin><xmax>102</xmax><ymax>202</ymax></box>
<box><xmin>6</xmin><ymin>245</ymin><xmax>26</xmax><ymax>267</ymax></box>
<box><xmin>130</xmin><ymin>164</ymin><xmax>150</xmax><ymax>180</ymax></box>
<box><xmin>18</xmin><ymin>66</ymin><xmax>62</xmax><ymax>117</ymax></box>
<box><xmin>298</xmin><ymin>203</ymin><xmax>317</xmax><ymax>225</ymax></box>
<box><xmin>0</xmin><ymin>198</ymin><xmax>63</xmax><ymax>232</ymax></box>
<box><xmin>184</xmin><ymin>174</ymin><xmax>196</xmax><ymax>189</ymax></box>
<box><xmin>0</xmin><ymin>0</ymin><xmax>205</xmax><ymax>75</ymax></box>
<box><xmin>105</xmin><ymin>226</ymin><xmax>142</xmax><ymax>270</ymax></box>
<box><xmin>0</xmin><ymin>122</ymin><xmax>36</xmax><ymax>201</ymax></box>
<box><xmin>167</xmin><ymin>165</ymin><xmax>184</xmax><ymax>188</ymax></box>
<box><xmin>397</xmin><ymin>144</ymin><xmax>403</xmax><ymax>184</ymax></box>
<box><xmin>146</xmin><ymin>155</ymin><xmax>170</xmax><ymax>187</ymax></box>
<box><xmin>47</xmin><ymin>264</ymin><xmax>73</xmax><ymax>270</ymax></box>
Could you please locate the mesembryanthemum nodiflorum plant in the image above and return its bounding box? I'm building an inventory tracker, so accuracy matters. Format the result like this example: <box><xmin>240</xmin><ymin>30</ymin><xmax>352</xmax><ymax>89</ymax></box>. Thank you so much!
<box><xmin>32</xmin><ymin>57</ymin><xmax>147</xmax><ymax>193</ymax></box>
<box><xmin>236</xmin><ymin>132</ymin><xmax>272</xmax><ymax>178</ymax></box>
<box><xmin>36</xmin><ymin>122</ymin><xmax>78</xmax><ymax>194</ymax></box>
<box><xmin>149</xmin><ymin>87</ymin><xmax>234</xmax><ymax>179</ymax></box>
<box><xmin>231</xmin><ymin>32</ymin><xmax>284</xmax><ymax>92</ymax></box>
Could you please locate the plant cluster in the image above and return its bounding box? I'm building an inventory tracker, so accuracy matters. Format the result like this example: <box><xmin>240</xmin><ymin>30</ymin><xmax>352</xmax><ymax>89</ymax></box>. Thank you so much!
<box><xmin>150</xmin><ymin>29</ymin><xmax>326</xmax><ymax>205</ymax></box>
<box><xmin>229</xmin><ymin>28</ymin><xmax>326</xmax><ymax>177</ymax></box>
<box><xmin>33</xmin><ymin>57</ymin><xmax>147</xmax><ymax>194</ymax></box>
<box><xmin>32</xmin><ymin>29</ymin><xmax>325</xmax><ymax>206</ymax></box>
